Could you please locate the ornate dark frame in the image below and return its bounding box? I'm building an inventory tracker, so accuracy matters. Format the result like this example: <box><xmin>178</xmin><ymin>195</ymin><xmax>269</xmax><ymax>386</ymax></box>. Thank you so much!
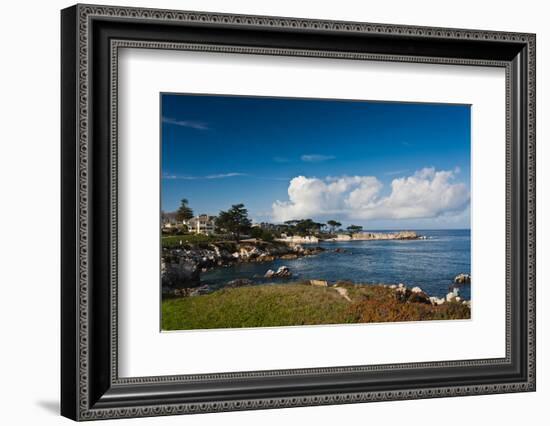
<box><xmin>61</xmin><ymin>3</ymin><xmax>536</xmax><ymax>421</ymax></box>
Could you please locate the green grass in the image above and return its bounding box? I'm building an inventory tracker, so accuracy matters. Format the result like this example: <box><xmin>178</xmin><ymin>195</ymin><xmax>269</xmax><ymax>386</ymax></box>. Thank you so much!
<box><xmin>161</xmin><ymin>283</ymin><xmax>471</xmax><ymax>330</ymax></box>
<box><xmin>162</xmin><ymin>284</ymin><xmax>352</xmax><ymax>330</ymax></box>
<box><xmin>162</xmin><ymin>234</ymin><xmax>218</xmax><ymax>248</ymax></box>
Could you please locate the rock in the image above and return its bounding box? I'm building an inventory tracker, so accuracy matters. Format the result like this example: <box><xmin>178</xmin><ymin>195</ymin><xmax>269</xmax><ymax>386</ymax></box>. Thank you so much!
<box><xmin>334</xmin><ymin>248</ymin><xmax>347</xmax><ymax>253</ymax></box>
<box><xmin>280</xmin><ymin>253</ymin><xmax>299</xmax><ymax>260</ymax></box>
<box><xmin>188</xmin><ymin>284</ymin><xmax>213</xmax><ymax>297</ymax></box>
<box><xmin>174</xmin><ymin>288</ymin><xmax>191</xmax><ymax>297</ymax></box>
<box><xmin>338</xmin><ymin>234</ymin><xmax>352</xmax><ymax>241</ymax></box>
<box><xmin>408</xmin><ymin>290</ymin><xmax>431</xmax><ymax>305</ymax></box>
<box><xmin>275</xmin><ymin>235</ymin><xmax>319</xmax><ymax>243</ymax></box>
<box><xmin>394</xmin><ymin>285</ymin><xmax>411</xmax><ymax>302</ymax></box>
<box><xmin>393</xmin><ymin>284</ymin><xmax>431</xmax><ymax>304</ymax></box>
<box><xmin>430</xmin><ymin>297</ymin><xmax>445</xmax><ymax>306</ymax></box>
<box><xmin>293</xmin><ymin>244</ymin><xmax>304</xmax><ymax>253</ymax></box>
<box><xmin>446</xmin><ymin>288</ymin><xmax>460</xmax><ymax>302</ymax></box>
<box><xmin>310</xmin><ymin>279</ymin><xmax>328</xmax><ymax>287</ymax></box>
<box><xmin>389</xmin><ymin>284</ymin><xmax>397</xmax><ymax>289</ymax></box>
<box><xmin>162</xmin><ymin>258</ymin><xmax>200</xmax><ymax>288</ymax></box>
<box><xmin>265</xmin><ymin>266</ymin><xmax>292</xmax><ymax>278</ymax></box>
<box><xmin>275</xmin><ymin>266</ymin><xmax>292</xmax><ymax>277</ymax></box>
<box><xmin>162</xmin><ymin>241</ymin><xmax>323</xmax><ymax>292</ymax></box>
<box><xmin>334</xmin><ymin>287</ymin><xmax>352</xmax><ymax>302</ymax></box>
<box><xmin>162</xmin><ymin>287</ymin><xmax>192</xmax><ymax>297</ymax></box>
<box><xmin>454</xmin><ymin>273</ymin><xmax>471</xmax><ymax>285</ymax></box>
<box><xmin>225</xmin><ymin>278</ymin><xmax>254</xmax><ymax>288</ymax></box>
<box><xmin>304</xmin><ymin>247</ymin><xmax>324</xmax><ymax>256</ymax></box>
<box><xmin>238</xmin><ymin>246</ymin><xmax>260</xmax><ymax>259</ymax></box>
<box><xmin>348</xmin><ymin>231</ymin><xmax>419</xmax><ymax>241</ymax></box>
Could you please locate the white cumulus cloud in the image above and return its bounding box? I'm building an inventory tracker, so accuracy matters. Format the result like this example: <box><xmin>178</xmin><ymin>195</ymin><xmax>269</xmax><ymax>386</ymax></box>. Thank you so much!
<box><xmin>271</xmin><ymin>168</ymin><xmax>469</xmax><ymax>223</ymax></box>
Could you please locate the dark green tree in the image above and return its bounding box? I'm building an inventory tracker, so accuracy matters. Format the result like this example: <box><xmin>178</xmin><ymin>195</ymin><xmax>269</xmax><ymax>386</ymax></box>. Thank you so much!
<box><xmin>327</xmin><ymin>220</ymin><xmax>342</xmax><ymax>233</ymax></box>
<box><xmin>250</xmin><ymin>227</ymin><xmax>263</xmax><ymax>239</ymax></box>
<box><xmin>175</xmin><ymin>198</ymin><xmax>194</xmax><ymax>222</ymax></box>
<box><xmin>346</xmin><ymin>225</ymin><xmax>363</xmax><ymax>235</ymax></box>
<box><xmin>282</xmin><ymin>219</ymin><xmax>301</xmax><ymax>236</ymax></box>
<box><xmin>295</xmin><ymin>219</ymin><xmax>314</xmax><ymax>236</ymax></box>
<box><xmin>261</xmin><ymin>230</ymin><xmax>275</xmax><ymax>242</ymax></box>
<box><xmin>215</xmin><ymin>203</ymin><xmax>252</xmax><ymax>241</ymax></box>
<box><xmin>312</xmin><ymin>222</ymin><xmax>324</xmax><ymax>234</ymax></box>
<box><xmin>293</xmin><ymin>219</ymin><xmax>324</xmax><ymax>236</ymax></box>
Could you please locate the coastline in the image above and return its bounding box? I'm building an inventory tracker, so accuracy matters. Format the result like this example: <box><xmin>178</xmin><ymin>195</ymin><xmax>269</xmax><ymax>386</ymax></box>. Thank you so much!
<box><xmin>162</xmin><ymin>230</ymin><xmax>470</xmax><ymax>298</ymax></box>
<box><xmin>161</xmin><ymin>230</ymin><xmax>427</xmax><ymax>291</ymax></box>
<box><xmin>275</xmin><ymin>230</ymin><xmax>424</xmax><ymax>244</ymax></box>
<box><xmin>161</xmin><ymin>240</ymin><xmax>324</xmax><ymax>291</ymax></box>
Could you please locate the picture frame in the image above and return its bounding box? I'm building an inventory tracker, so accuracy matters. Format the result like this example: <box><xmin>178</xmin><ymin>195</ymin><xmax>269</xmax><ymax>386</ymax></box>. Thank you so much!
<box><xmin>61</xmin><ymin>3</ymin><xmax>536</xmax><ymax>421</ymax></box>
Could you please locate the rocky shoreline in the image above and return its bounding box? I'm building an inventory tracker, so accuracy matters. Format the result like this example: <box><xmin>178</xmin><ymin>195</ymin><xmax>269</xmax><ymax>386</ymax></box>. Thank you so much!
<box><xmin>326</xmin><ymin>230</ymin><xmax>425</xmax><ymax>241</ymax></box>
<box><xmin>161</xmin><ymin>241</ymin><xmax>324</xmax><ymax>293</ymax></box>
<box><xmin>161</xmin><ymin>238</ymin><xmax>471</xmax><ymax>307</ymax></box>
<box><xmin>275</xmin><ymin>230</ymin><xmax>425</xmax><ymax>244</ymax></box>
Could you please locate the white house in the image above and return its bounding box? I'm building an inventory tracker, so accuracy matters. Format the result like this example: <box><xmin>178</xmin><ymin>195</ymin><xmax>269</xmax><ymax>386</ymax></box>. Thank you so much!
<box><xmin>184</xmin><ymin>214</ymin><xmax>216</xmax><ymax>235</ymax></box>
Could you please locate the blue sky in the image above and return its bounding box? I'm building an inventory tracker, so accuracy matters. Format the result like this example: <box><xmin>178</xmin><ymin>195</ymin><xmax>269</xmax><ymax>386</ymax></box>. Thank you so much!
<box><xmin>161</xmin><ymin>94</ymin><xmax>471</xmax><ymax>229</ymax></box>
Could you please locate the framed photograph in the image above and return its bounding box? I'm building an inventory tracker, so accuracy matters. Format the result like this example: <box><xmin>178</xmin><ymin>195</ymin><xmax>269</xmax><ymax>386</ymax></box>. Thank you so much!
<box><xmin>61</xmin><ymin>4</ymin><xmax>536</xmax><ymax>421</ymax></box>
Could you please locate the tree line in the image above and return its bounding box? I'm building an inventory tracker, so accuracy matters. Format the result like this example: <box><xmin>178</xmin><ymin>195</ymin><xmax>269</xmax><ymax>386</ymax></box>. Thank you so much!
<box><xmin>164</xmin><ymin>198</ymin><xmax>364</xmax><ymax>241</ymax></box>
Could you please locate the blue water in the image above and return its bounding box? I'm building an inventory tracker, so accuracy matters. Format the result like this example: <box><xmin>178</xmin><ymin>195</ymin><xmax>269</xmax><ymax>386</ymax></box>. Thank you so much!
<box><xmin>202</xmin><ymin>229</ymin><xmax>471</xmax><ymax>300</ymax></box>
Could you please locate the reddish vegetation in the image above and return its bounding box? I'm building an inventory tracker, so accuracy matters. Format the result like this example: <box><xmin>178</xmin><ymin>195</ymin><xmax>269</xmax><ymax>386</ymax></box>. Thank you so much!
<box><xmin>346</xmin><ymin>285</ymin><xmax>470</xmax><ymax>323</ymax></box>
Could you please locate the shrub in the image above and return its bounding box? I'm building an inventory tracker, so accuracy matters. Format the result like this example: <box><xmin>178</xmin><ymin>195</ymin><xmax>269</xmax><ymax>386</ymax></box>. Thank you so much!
<box><xmin>250</xmin><ymin>227</ymin><xmax>263</xmax><ymax>239</ymax></box>
<box><xmin>261</xmin><ymin>230</ymin><xmax>274</xmax><ymax>242</ymax></box>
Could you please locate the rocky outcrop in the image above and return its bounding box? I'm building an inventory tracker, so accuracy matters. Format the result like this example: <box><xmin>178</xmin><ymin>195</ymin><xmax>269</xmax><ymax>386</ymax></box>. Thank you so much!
<box><xmin>162</xmin><ymin>242</ymin><xmax>322</xmax><ymax>290</ymax></box>
<box><xmin>265</xmin><ymin>266</ymin><xmax>292</xmax><ymax>278</ymax></box>
<box><xmin>188</xmin><ymin>284</ymin><xmax>214</xmax><ymax>297</ymax></box>
<box><xmin>392</xmin><ymin>283</ymin><xmax>432</xmax><ymax>305</ymax></box>
<box><xmin>163</xmin><ymin>284</ymin><xmax>213</xmax><ymax>297</ymax></box>
<box><xmin>386</xmin><ymin>283</ymin><xmax>469</xmax><ymax>307</ymax></box>
<box><xmin>325</xmin><ymin>231</ymin><xmax>422</xmax><ymax>242</ymax></box>
<box><xmin>446</xmin><ymin>288</ymin><xmax>461</xmax><ymax>302</ymax></box>
<box><xmin>225</xmin><ymin>278</ymin><xmax>254</xmax><ymax>288</ymax></box>
<box><xmin>275</xmin><ymin>235</ymin><xmax>319</xmax><ymax>244</ymax></box>
<box><xmin>357</xmin><ymin>231</ymin><xmax>420</xmax><ymax>240</ymax></box>
<box><xmin>162</xmin><ymin>257</ymin><xmax>201</xmax><ymax>288</ymax></box>
<box><xmin>453</xmin><ymin>273</ymin><xmax>471</xmax><ymax>285</ymax></box>
<box><xmin>388</xmin><ymin>275</ymin><xmax>471</xmax><ymax>306</ymax></box>
<box><xmin>280</xmin><ymin>253</ymin><xmax>299</xmax><ymax>260</ymax></box>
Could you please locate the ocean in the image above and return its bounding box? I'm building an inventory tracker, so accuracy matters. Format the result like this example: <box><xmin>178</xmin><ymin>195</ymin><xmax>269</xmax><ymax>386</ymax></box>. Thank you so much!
<box><xmin>201</xmin><ymin>229</ymin><xmax>471</xmax><ymax>300</ymax></box>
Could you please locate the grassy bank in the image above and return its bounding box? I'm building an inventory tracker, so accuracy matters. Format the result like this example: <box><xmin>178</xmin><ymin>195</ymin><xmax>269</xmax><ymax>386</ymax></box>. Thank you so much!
<box><xmin>161</xmin><ymin>283</ymin><xmax>470</xmax><ymax>330</ymax></box>
<box><xmin>162</xmin><ymin>234</ymin><xmax>219</xmax><ymax>247</ymax></box>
